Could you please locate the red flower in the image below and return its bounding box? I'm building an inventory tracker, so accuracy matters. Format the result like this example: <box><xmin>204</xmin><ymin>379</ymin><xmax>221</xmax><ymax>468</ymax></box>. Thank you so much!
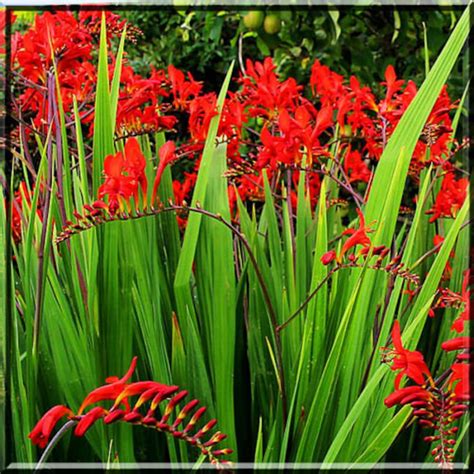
<box><xmin>338</xmin><ymin>209</ymin><xmax>373</xmax><ymax>262</ymax></box>
<box><xmin>384</xmin><ymin>385</ymin><xmax>430</xmax><ymax>408</ymax></box>
<box><xmin>98</xmin><ymin>138</ymin><xmax>147</xmax><ymax>213</ymax></box>
<box><xmin>112</xmin><ymin>381</ymin><xmax>177</xmax><ymax>411</ymax></box>
<box><xmin>389</xmin><ymin>321</ymin><xmax>432</xmax><ymax>389</ymax></box>
<box><xmin>151</xmin><ymin>140</ymin><xmax>177</xmax><ymax>204</ymax></box>
<box><xmin>167</xmin><ymin>64</ymin><xmax>202</xmax><ymax>110</ymax></box>
<box><xmin>343</xmin><ymin>147</ymin><xmax>371</xmax><ymax>183</ymax></box>
<box><xmin>448</xmin><ymin>363</ymin><xmax>470</xmax><ymax>401</ymax></box>
<box><xmin>310</xmin><ymin>59</ymin><xmax>345</xmax><ymax>107</ymax></box>
<box><xmin>451</xmin><ymin>270</ymin><xmax>471</xmax><ymax>333</ymax></box>
<box><xmin>321</xmin><ymin>250</ymin><xmax>337</xmax><ymax>266</ymax></box>
<box><xmin>426</xmin><ymin>172</ymin><xmax>468</xmax><ymax>223</ymax></box>
<box><xmin>77</xmin><ymin>356</ymin><xmax>137</xmax><ymax>414</ymax></box>
<box><xmin>188</xmin><ymin>94</ymin><xmax>218</xmax><ymax>143</ymax></box>
<box><xmin>0</xmin><ymin>9</ymin><xmax>16</xmax><ymax>54</ymax></box>
<box><xmin>441</xmin><ymin>337</ymin><xmax>473</xmax><ymax>352</ymax></box>
<box><xmin>275</xmin><ymin>104</ymin><xmax>332</xmax><ymax>166</ymax></box>
<box><xmin>28</xmin><ymin>405</ymin><xmax>73</xmax><ymax>448</ymax></box>
<box><xmin>241</xmin><ymin>57</ymin><xmax>301</xmax><ymax>120</ymax></box>
<box><xmin>74</xmin><ymin>406</ymin><xmax>107</xmax><ymax>437</ymax></box>
<box><xmin>379</xmin><ymin>65</ymin><xmax>405</xmax><ymax>112</ymax></box>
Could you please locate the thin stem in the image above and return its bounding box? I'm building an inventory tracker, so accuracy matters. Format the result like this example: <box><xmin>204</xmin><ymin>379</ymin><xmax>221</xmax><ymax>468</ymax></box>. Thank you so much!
<box><xmin>277</xmin><ymin>265</ymin><xmax>340</xmax><ymax>332</ymax></box>
<box><xmin>35</xmin><ymin>420</ymin><xmax>77</xmax><ymax>470</ymax></box>
<box><xmin>409</xmin><ymin>219</ymin><xmax>471</xmax><ymax>271</ymax></box>
<box><xmin>238</xmin><ymin>32</ymin><xmax>246</xmax><ymax>76</ymax></box>
<box><xmin>33</xmin><ymin>73</ymin><xmax>54</xmax><ymax>356</ymax></box>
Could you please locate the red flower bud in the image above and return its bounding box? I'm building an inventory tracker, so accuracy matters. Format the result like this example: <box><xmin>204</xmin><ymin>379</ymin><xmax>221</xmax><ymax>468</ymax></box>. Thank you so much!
<box><xmin>103</xmin><ymin>409</ymin><xmax>126</xmax><ymax>424</ymax></box>
<box><xmin>28</xmin><ymin>405</ymin><xmax>73</xmax><ymax>449</ymax></box>
<box><xmin>74</xmin><ymin>407</ymin><xmax>107</xmax><ymax>437</ymax></box>
<box><xmin>442</xmin><ymin>337</ymin><xmax>473</xmax><ymax>352</ymax></box>
<box><xmin>321</xmin><ymin>250</ymin><xmax>336</xmax><ymax>265</ymax></box>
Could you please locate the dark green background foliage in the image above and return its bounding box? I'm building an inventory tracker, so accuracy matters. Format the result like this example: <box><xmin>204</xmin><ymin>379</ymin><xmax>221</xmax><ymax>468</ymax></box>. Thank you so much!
<box><xmin>122</xmin><ymin>7</ymin><xmax>464</xmax><ymax>95</ymax></box>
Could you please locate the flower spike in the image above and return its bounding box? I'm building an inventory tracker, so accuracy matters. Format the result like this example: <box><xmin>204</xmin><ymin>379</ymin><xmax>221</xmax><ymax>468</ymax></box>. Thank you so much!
<box><xmin>29</xmin><ymin>357</ymin><xmax>232</xmax><ymax>466</ymax></box>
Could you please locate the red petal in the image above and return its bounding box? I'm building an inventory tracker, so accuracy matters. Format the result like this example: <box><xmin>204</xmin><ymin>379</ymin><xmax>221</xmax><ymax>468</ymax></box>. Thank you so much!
<box><xmin>74</xmin><ymin>407</ymin><xmax>106</xmax><ymax>436</ymax></box>
<box><xmin>104</xmin><ymin>152</ymin><xmax>124</xmax><ymax>178</ymax></box>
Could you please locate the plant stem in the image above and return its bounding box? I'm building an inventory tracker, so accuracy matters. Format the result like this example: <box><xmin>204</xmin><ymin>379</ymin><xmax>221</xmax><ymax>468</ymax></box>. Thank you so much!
<box><xmin>35</xmin><ymin>420</ymin><xmax>77</xmax><ymax>470</ymax></box>
<box><xmin>277</xmin><ymin>266</ymin><xmax>340</xmax><ymax>332</ymax></box>
<box><xmin>32</xmin><ymin>73</ymin><xmax>55</xmax><ymax>356</ymax></box>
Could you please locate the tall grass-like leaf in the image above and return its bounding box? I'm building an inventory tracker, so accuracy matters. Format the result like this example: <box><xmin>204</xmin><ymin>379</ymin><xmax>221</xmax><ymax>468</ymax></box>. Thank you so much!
<box><xmin>174</xmin><ymin>62</ymin><xmax>234</xmax><ymax>288</ymax></box>
<box><xmin>323</xmin><ymin>298</ymin><xmax>435</xmax><ymax>463</ymax></box>
<box><xmin>172</xmin><ymin>63</ymin><xmax>233</xmax><ymax>419</ymax></box>
<box><xmin>365</xmin><ymin>7</ymin><xmax>468</xmax><ymax>232</ymax></box>
<box><xmin>92</xmin><ymin>14</ymin><xmax>114</xmax><ymax>194</ymax></box>
<box><xmin>350</xmin><ymin>405</ymin><xmax>412</xmax><ymax>465</ymax></box>
<box><xmin>110</xmin><ymin>27</ymin><xmax>127</xmax><ymax>131</ymax></box>
<box><xmin>295</xmin><ymin>266</ymin><xmax>367</xmax><ymax>461</ymax></box>
<box><xmin>195</xmin><ymin>142</ymin><xmax>237</xmax><ymax>457</ymax></box>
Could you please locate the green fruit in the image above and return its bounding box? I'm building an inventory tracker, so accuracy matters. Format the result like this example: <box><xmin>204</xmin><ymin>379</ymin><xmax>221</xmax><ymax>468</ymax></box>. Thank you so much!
<box><xmin>243</xmin><ymin>10</ymin><xmax>264</xmax><ymax>30</ymax></box>
<box><xmin>263</xmin><ymin>14</ymin><xmax>281</xmax><ymax>35</ymax></box>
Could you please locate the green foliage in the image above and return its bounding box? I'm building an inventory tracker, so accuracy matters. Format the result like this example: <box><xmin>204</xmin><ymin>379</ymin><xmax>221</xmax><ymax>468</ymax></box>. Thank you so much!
<box><xmin>123</xmin><ymin>7</ymin><xmax>464</xmax><ymax>96</ymax></box>
<box><xmin>5</xmin><ymin>6</ymin><xmax>470</xmax><ymax>468</ymax></box>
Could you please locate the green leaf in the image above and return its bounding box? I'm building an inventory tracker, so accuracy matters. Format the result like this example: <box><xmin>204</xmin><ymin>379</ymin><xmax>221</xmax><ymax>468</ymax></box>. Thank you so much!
<box><xmin>92</xmin><ymin>13</ymin><xmax>115</xmax><ymax>194</ymax></box>
<box><xmin>349</xmin><ymin>406</ymin><xmax>411</xmax><ymax>465</ymax></box>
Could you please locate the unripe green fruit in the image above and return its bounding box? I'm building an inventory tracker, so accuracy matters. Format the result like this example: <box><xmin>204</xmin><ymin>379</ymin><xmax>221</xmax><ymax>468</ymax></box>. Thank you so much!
<box><xmin>243</xmin><ymin>11</ymin><xmax>264</xmax><ymax>30</ymax></box>
<box><xmin>263</xmin><ymin>14</ymin><xmax>281</xmax><ymax>35</ymax></box>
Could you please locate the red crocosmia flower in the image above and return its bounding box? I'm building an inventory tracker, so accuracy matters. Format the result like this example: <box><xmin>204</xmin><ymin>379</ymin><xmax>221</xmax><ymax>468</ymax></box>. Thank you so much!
<box><xmin>77</xmin><ymin>356</ymin><xmax>137</xmax><ymax>415</ymax></box>
<box><xmin>98</xmin><ymin>138</ymin><xmax>147</xmax><ymax>213</ymax></box>
<box><xmin>379</xmin><ymin>65</ymin><xmax>405</xmax><ymax>112</ymax></box>
<box><xmin>241</xmin><ymin>57</ymin><xmax>301</xmax><ymax>120</ymax></box>
<box><xmin>452</xmin><ymin>270</ymin><xmax>471</xmax><ymax>333</ymax></box>
<box><xmin>271</xmin><ymin>103</ymin><xmax>332</xmax><ymax>167</ymax></box>
<box><xmin>74</xmin><ymin>406</ymin><xmax>107</xmax><ymax>437</ymax></box>
<box><xmin>188</xmin><ymin>94</ymin><xmax>218</xmax><ymax>143</ymax></box>
<box><xmin>337</xmin><ymin>75</ymin><xmax>378</xmax><ymax>130</ymax></box>
<box><xmin>167</xmin><ymin>64</ymin><xmax>202</xmax><ymax>110</ymax></box>
<box><xmin>0</xmin><ymin>9</ymin><xmax>16</xmax><ymax>54</ymax></box>
<box><xmin>426</xmin><ymin>172</ymin><xmax>468</xmax><ymax>223</ymax></box>
<box><xmin>343</xmin><ymin>147</ymin><xmax>371</xmax><ymax>183</ymax></box>
<box><xmin>112</xmin><ymin>381</ymin><xmax>176</xmax><ymax>411</ymax></box>
<box><xmin>441</xmin><ymin>337</ymin><xmax>473</xmax><ymax>352</ymax></box>
<box><xmin>384</xmin><ymin>385</ymin><xmax>430</xmax><ymax>408</ymax></box>
<box><xmin>28</xmin><ymin>405</ymin><xmax>73</xmax><ymax>448</ymax></box>
<box><xmin>389</xmin><ymin>321</ymin><xmax>432</xmax><ymax>389</ymax></box>
<box><xmin>219</xmin><ymin>94</ymin><xmax>246</xmax><ymax>159</ymax></box>
<box><xmin>103</xmin><ymin>409</ymin><xmax>126</xmax><ymax>424</ymax></box>
<box><xmin>448</xmin><ymin>363</ymin><xmax>470</xmax><ymax>401</ymax></box>
<box><xmin>173</xmin><ymin>172</ymin><xmax>196</xmax><ymax>205</ymax></box>
<box><xmin>310</xmin><ymin>59</ymin><xmax>346</xmax><ymax>107</ymax></box>
<box><xmin>123</xmin><ymin>137</ymin><xmax>147</xmax><ymax>191</ymax></box>
<box><xmin>321</xmin><ymin>250</ymin><xmax>337</xmax><ymax>265</ymax></box>
<box><xmin>338</xmin><ymin>209</ymin><xmax>373</xmax><ymax>263</ymax></box>
<box><xmin>151</xmin><ymin>140</ymin><xmax>177</xmax><ymax>204</ymax></box>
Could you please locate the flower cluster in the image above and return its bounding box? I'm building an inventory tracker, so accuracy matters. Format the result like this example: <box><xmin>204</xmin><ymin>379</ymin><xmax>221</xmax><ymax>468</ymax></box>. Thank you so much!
<box><xmin>383</xmin><ymin>321</ymin><xmax>471</xmax><ymax>467</ymax></box>
<box><xmin>430</xmin><ymin>270</ymin><xmax>471</xmax><ymax>333</ymax></box>
<box><xmin>9</xmin><ymin>9</ymin><xmax>468</xmax><ymax>232</ymax></box>
<box><xmin>29</xmin><ymin>357</ymin><xmax>232</xmax><ymax>466</ymax></box>
<box><xmin>426</xmin><ymin>171</ymin><xmax>469</xmax><ymax>223</ymax></box>
<box><xmin>320</xmin><ymin>209</ymin><xmax>376</xmax><ymax>265</ymax></box>
<box><xmin>97</xmin><ymin>137</ymin><xmax>148</xmax><ymax>214</ymax></box>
